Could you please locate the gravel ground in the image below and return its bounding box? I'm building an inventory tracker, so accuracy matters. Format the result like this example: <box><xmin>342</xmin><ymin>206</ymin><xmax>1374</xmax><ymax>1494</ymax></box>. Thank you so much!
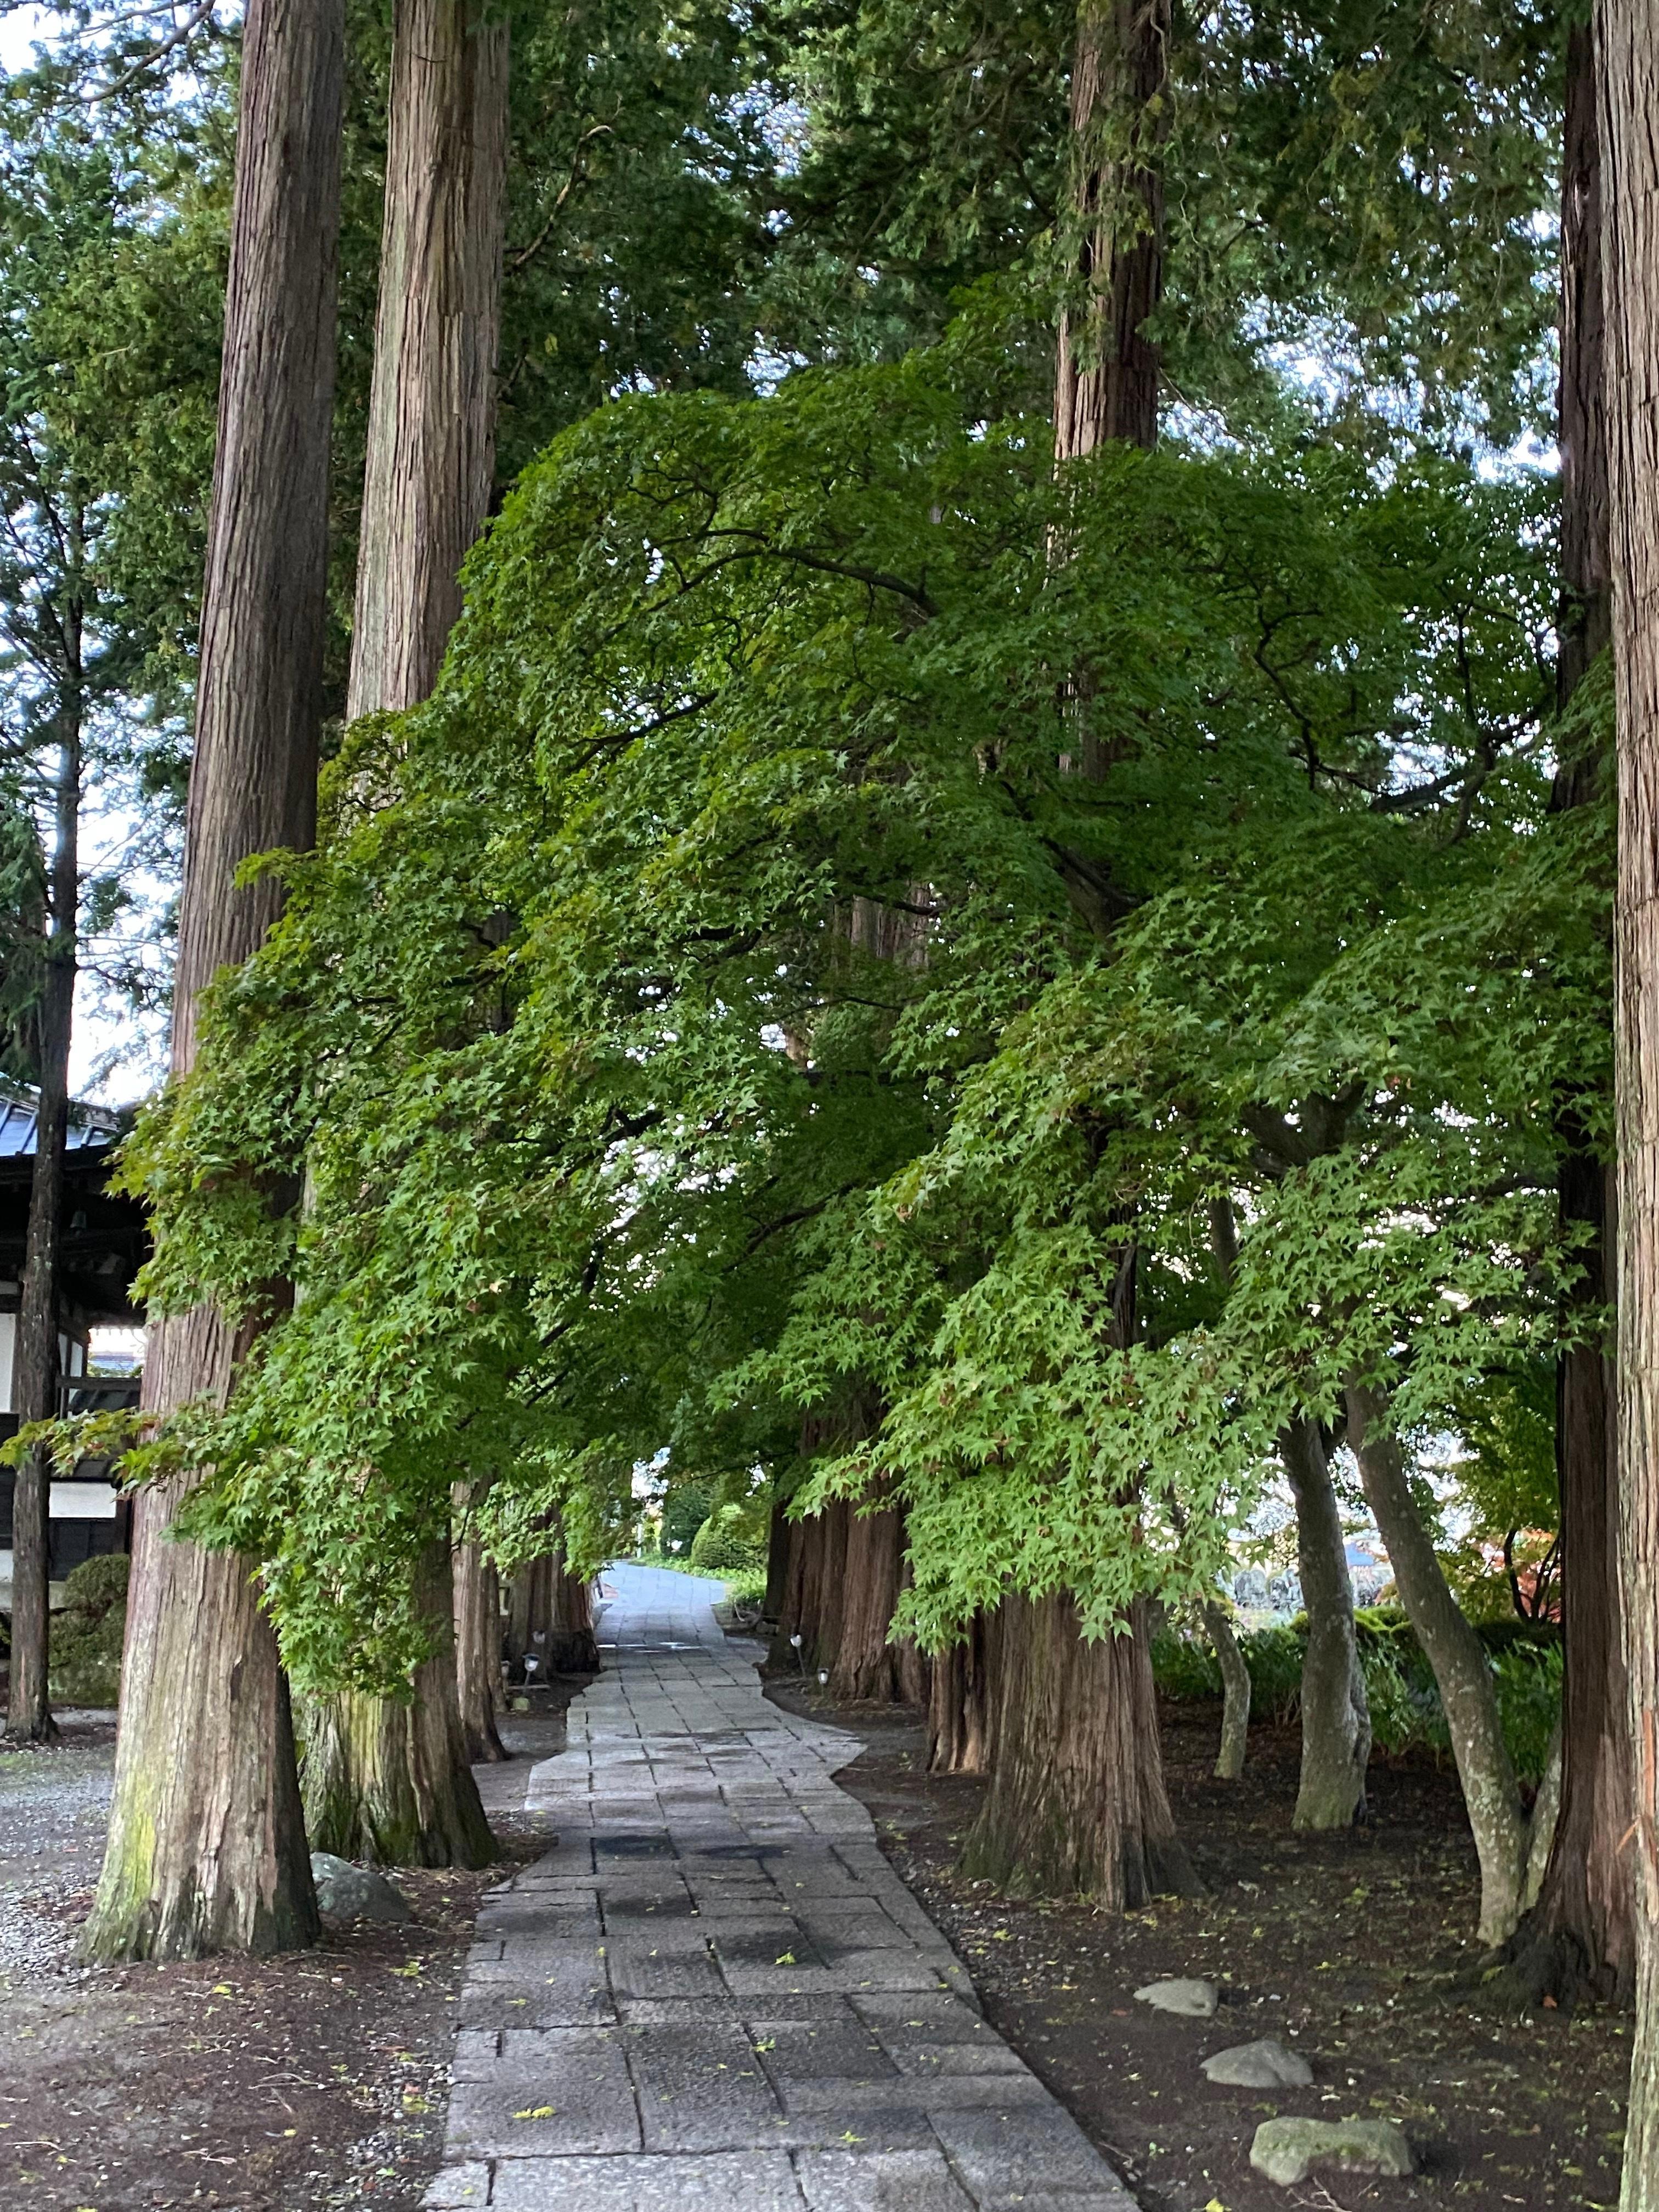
<box><xmin>0</xmin><ymin>1683</ymin><xmax>584</xmax><ymax>2210</ymax></box>
<box><xmin>0</xmin><ymin>1712</ymin><xmax>117</xmax><ymax>1991</ymax></box>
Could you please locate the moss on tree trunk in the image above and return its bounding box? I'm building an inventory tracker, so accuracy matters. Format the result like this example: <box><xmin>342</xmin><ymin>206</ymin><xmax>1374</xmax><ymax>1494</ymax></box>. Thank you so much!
<box><xmin>82</xmin><ymin>0</ymin><xmax>344</xmax><ymax>1962</ymax></box>
<box><xmin>301</xmin><ymin>1542</ymin><xmax>493</xmax><ymax>1868</ymax></box>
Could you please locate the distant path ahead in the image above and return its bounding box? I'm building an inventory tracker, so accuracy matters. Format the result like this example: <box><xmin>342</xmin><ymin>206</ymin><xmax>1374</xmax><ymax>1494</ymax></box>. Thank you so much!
<box><xmin>428</xmin><ymin>1560</ymin><xmax>1135</xmax><ymax>2210</ymax></box>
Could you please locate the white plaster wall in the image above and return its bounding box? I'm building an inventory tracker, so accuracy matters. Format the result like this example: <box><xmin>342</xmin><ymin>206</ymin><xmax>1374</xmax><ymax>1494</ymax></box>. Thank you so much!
<box><xmin>0</xmin><ymin>1310</ymin><xmax>13</xmax><ymax>1414</ymax></box>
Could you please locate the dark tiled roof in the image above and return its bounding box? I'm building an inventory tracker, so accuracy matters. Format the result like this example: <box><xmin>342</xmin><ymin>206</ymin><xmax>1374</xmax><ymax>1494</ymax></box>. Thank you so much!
<box><xmin>0</xmin><ymin>1082</ymin><xmax>122</xmax><ymax>1160</ymax></box>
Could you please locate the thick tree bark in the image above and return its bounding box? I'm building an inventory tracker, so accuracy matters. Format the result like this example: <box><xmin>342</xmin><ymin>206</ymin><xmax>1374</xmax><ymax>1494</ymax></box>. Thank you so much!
<box><xmin>1346</xmin><ymin>1379</ymin><xmax>1527</xmax><ymax>1946</ymax></box>
<box><xmin>301</xmin><ymin>1541</ymin><xmax>493</xmax><ymax>1865</ymax></box>
<box><xmin>960</xmin><ymin>1591</ymin><xmax>1198</xmax><ymax>1905</ymax></box>
<box><xmin>1052</xmin><ymin>0</ymin><xmax>1170</xmax><ymax>458</ymax></box>
<box><xmin>5</xmin><ymin>681</ymin><xmax>80</xmax><ymax>1746</ymax></box>
<box><xmin>1598</xmin><ymin>5</ymin><xmax>1659</xmax><ymax>2197</ymax></box>
<box><xmin>763</xmin><ymin>1496</ymin><xmax>791</xmax><ymax>1620</ymax></box>
<box><xmin>1202</xmin><ymin>1601</ymin><xmax>1250</xmax><ymax>1781</ymax></box>
<box><xmin>828</xmin><ymin>1493</ymin><xmax>928</xmax><ymax>1704</ymax></box>
<box><xmin>927</xmin><ymin>1610</ymin><xmax>1000</xmax><ymax>1775</ymax></box>
<box><xmin>82</xmin><ymin>0</ymin><xmax>343</xmax><ymax>1962</ymax></box>
<box><xmin>1559</xmin><ymin>16</ymin><xmax>1614</xmax><ymax>711</ymax></box>
<box><xmin>453</xmin><ymin>1537</ymin><xmax>505</xmax><ymax>1762</ymax></box>
<box><xmin>768</xmin><ymin>1500</ymin><xmax>852</xmax><ymax>1675</ymax></box>
<box><xmin>346</xmin><ymin>0</ymin><xmax>507</xmax><ymax>720</ymax></box>
<box><xmin>314</xmin><ymin>0</ymin><xmax>510</xmax><ymax>1846</ymax></box>
<box><xmin>547</xmin><ymin>1554</ymin><xmax>598</xmax><ymax>1673</ymax></box>
<box><xmin>506</xmin><ymin>1545</ymin><xmax>598</xmax><ymax>1678</ymax></box>
<box><xmin>1282</xmin><ymin>1415</ymin><xmax>1370</xmax><ymax>1830</ymax></box>
<box><xmin>1509</xmin><ymin>12</ymin><xmax>1634</xmax><ymax>2012</ymax></box>
<box><xmin>965</xmin><ymin>0</ymin><xmax>1186</xmax><ymax>1905</ymax></box>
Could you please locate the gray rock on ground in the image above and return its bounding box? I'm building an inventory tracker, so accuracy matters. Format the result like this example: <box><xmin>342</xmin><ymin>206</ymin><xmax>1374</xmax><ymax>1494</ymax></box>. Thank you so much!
<box><xmin>310</xmin><ymin>1850</ymin><xmax>413</xmax><ymax>1924</ymax></box>
<box><xmin>1133</xmin><ymin>1976</ymin><xmax>1219</xmax><ymax>2018</ymax></box>
<box><xmin>1200</xmin><ymin>2037</ymin><xmax>1313</xmax><ymax>2088</ymax></box>
<box><xmin>1249</xmin><ymin>2116</ymin><xmax>1415</xmax><ymax>2186</ymax></box>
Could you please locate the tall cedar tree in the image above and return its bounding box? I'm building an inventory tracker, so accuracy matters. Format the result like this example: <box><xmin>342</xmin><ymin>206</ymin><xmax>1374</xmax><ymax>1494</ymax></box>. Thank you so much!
<box><xmin>4</xmin><ymin>673</ymin><xmax>78</xmax><ymax>1745</ymax></box>
<box><xmin>956</xmin><ymin>0</ymin><xmax>1195</xmax><ymax>1907</ymax></box>
<box><xmin>82</xmin><ymin>0</ymin><xmax>345</xmax><ymax>1961</ymax></box>
<box><xmin>298</xmin><ymin>0</ymin><xmax>505</xmax><ymax>1871</ymax></box>
<box><xmin>1508</xmin><ymin>9</ymin><xmax>1633</xmax><ymax>2008</ymax></box>
<box><xmin>1599</xmin><ymin>0</ymin><xmax>1659</xmax><ymax>2191</ymax></box>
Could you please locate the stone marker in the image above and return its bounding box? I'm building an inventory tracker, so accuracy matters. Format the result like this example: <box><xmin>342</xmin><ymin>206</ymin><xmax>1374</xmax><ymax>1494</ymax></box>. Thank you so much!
<box><xmin>1249</xmin><ymin>2116</ymin><xmax>1415</xmax><ymax>2186</ymax></box>
<box><xmin>1200</xmin><ymin>2037</ymin><xmax>1313</xmax><ymax>2088</ymax></box>
<box><xmin>311</xmin><ymin>1850</ymin><xmax>413</xmax><ymax>1924</ymax></box>
<box><xmin>1133</xmin><ymin>1977</ymin><xmax>1219</xmax><ymax>2018</ymax></box>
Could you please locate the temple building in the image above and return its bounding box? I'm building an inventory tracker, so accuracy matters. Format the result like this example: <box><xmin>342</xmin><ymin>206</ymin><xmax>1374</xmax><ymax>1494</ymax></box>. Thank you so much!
<box><xmin>0</xmin><ymin>1082</ymin><xmax>148</xmax><ymax>1594</ymax></box>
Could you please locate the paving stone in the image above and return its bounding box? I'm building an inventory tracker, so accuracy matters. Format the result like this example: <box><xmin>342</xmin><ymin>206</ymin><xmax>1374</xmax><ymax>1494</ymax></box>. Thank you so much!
<box><xmin>782</xmin><ymin>2071</ymin><xmax>1053</xmax><ymax>2116</ymax></box>
<box><xmin>928</xmin><ymin>2106</ymin><xmax>1121</xmax><ymax>2196</ymax></box>
<box><xmin>421</xmin><ymin>2163</ymin><xmax>490</xmax><ymax>2208</ymax></box>
<box><xmin>627</xmin><ymin>2016</ymin><xmax>786</xmax><ymax>2149</ymax></box>
<box><xmin>444</xmin><ymin>2025</ymin><xmax>640</xmax><ymax>2157</ymax></box>
<box><xmin>852</xmin><ymin>1990</ymin><xmax>988</xmax><ymax>2035</ymax></box>
<box><xmin>752</xmin><ymin>2014</ymin><xmax>898</xmax><ymax>2083</ymax></box>
<box><xmin>458</xmin><ymin>1977</ymin><xmax>618</xmax><ymax>2032</ymax></box>
<box><xmin>607</xmin><ymin>1937</ymin><xmax>730</xmax><ymax>2004</ymax></box>
<box><xmin>490</xmin><ymin>2151</ymin><xmax>804</xmax><ymax>2211</ymax></box>
<box><xmin>795</xmin><ymin>2147</ymin><xmax>974</xmax><ymax>2210</ymax></box>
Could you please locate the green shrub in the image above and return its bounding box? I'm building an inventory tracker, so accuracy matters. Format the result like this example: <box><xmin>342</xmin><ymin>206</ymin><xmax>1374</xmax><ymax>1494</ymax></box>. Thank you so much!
<box><xmin>662</xmin><ymin>1483</ymin><xmax>712</xmax><ymax>1553</ymax></box>
<box><xmin>722</xmin><ymin>1563</ymin><xmax>769</xmax><ymax>1609</ymax></box>
<box><xmin>49</xmin><ymin>1551</ymin><xmax>129</xmax><ymax>1708</ymax></box>
<box><xmin>689</xmin><ymin>1504</ymin><xmax>766</xmax><ymax>1577</ymax></box>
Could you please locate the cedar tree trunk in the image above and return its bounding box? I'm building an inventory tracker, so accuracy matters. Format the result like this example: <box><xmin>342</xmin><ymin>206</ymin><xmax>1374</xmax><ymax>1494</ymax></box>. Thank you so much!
<box><xmin>454</xmin><ymin>1537</ymin><xmax>506</xmax><ymax>1762</ymax></box>
<box><xmin>1599</xmin><ymin>2</ymin><xmax>1659</xmax><ymax>2196</ymax></box>
<box><xmin>968</xmin><ymin>0</ymin><xmax>1187</xmax><ymax>1905</ymax></box>
<box><xmin>763</xmin><ymin>1496</ymin><xmax>791</xmax><ymax>1620</ymax></box>
<box><xmin>828</xmin><ymin>1492</ymin><xmax>928</xmax><ymax>1704</ymax></box>
<box><xmin>1511</xmin><ymin>11</ymin><xmax>1634</xmax><ymax>2011</ymax></box>
<box><xmin>768</xmin><ymin>1500</ymin><xmax>851</xmax><ymax>1675</ymax></box>
<box><xmin>506</xmin><ymin>1545</ymin><xmax>597</xmax><ymax>1678</ymax></box>
<box><xmin>316</xmin><ymin>0</ymin><xmax>509</xmax><ymax>1848</ymax></box>
<box><xmin>547</xmin><ymin>1554</ymin><xmax>598</xmax><ymax>1673</ymax></box>
<box><xmin>1053</xmin><ymin>0</ymin><xmax>1170</xmax><ymax>456</ymax></box>
<box><xmin>928</xmin><ymin>1610</ymin><xmax>1000</xmax><ymax>1775</ymax></box>
<box><xmin>960</xmin><ymin>1591</ymin><xmax>1197</xmax><ymax>1905</ymax></box>
<box><xmin>1282</xmin><ymin>1415</ymin><xmax>1370</xmax><ymax>1830</ymax></box>
<box><xmin>301</xmin><ymin>1541</ymin><xmax>493</xmax><ymax>1865</ymax></box>
<box><xmin>82</xmin><ymin>0</ymin><xmax>345</xmax><ymax>1960</ymax></box>
<box><xmin>5</xmin><ymin>673</ymin><xmax>80</xmax><ymax>1746</ymax></box>
<box><xmin>1347</xmin><ymin>1379</ymin><xmax>1527</xmax><ymax>1945</ymax></box>
<box><xmin>347</xmin><ymin>0</ymin><xmax>507</xmax><ymax>719</ymax></box>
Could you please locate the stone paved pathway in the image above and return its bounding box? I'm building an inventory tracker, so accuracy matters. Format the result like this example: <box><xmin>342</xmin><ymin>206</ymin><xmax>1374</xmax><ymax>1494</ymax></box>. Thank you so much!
<box><xmin>426</xmin><ymin>1561</ymin><xmax>1135</xmax><ymax>2212</ymax></box>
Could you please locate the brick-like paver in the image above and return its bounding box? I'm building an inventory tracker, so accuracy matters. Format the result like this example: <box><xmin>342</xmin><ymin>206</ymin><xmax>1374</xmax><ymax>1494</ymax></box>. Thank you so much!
<box><xmin>426</xmin><ymin>1562</ymin><xmax>1136</xmax><ymax>2211</ymax></box>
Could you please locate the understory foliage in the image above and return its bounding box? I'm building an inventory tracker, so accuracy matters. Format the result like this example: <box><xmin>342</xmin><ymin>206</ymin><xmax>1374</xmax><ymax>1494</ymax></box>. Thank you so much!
<box><xmin>1154</xmin><ymin>1609</ymin><xmax>1563</xmax><ymax>1786</ymax></box>
<box><xmin>112</xmin><ymin>334</ymin><xmax>1604</xmax><ymax>1696</ymax></box>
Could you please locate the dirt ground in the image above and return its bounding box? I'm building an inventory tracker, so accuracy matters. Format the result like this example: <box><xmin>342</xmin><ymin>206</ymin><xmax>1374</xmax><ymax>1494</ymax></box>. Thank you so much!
<box><xmin>769</xmin><ymin>1676</ymin><xmax>1630</xmax><ymax>2212</ymax></box>
<box><xmin>0</xmin><ymin>1681</ymin><xmax>587</xmax><ymax>2212</ymax></box>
